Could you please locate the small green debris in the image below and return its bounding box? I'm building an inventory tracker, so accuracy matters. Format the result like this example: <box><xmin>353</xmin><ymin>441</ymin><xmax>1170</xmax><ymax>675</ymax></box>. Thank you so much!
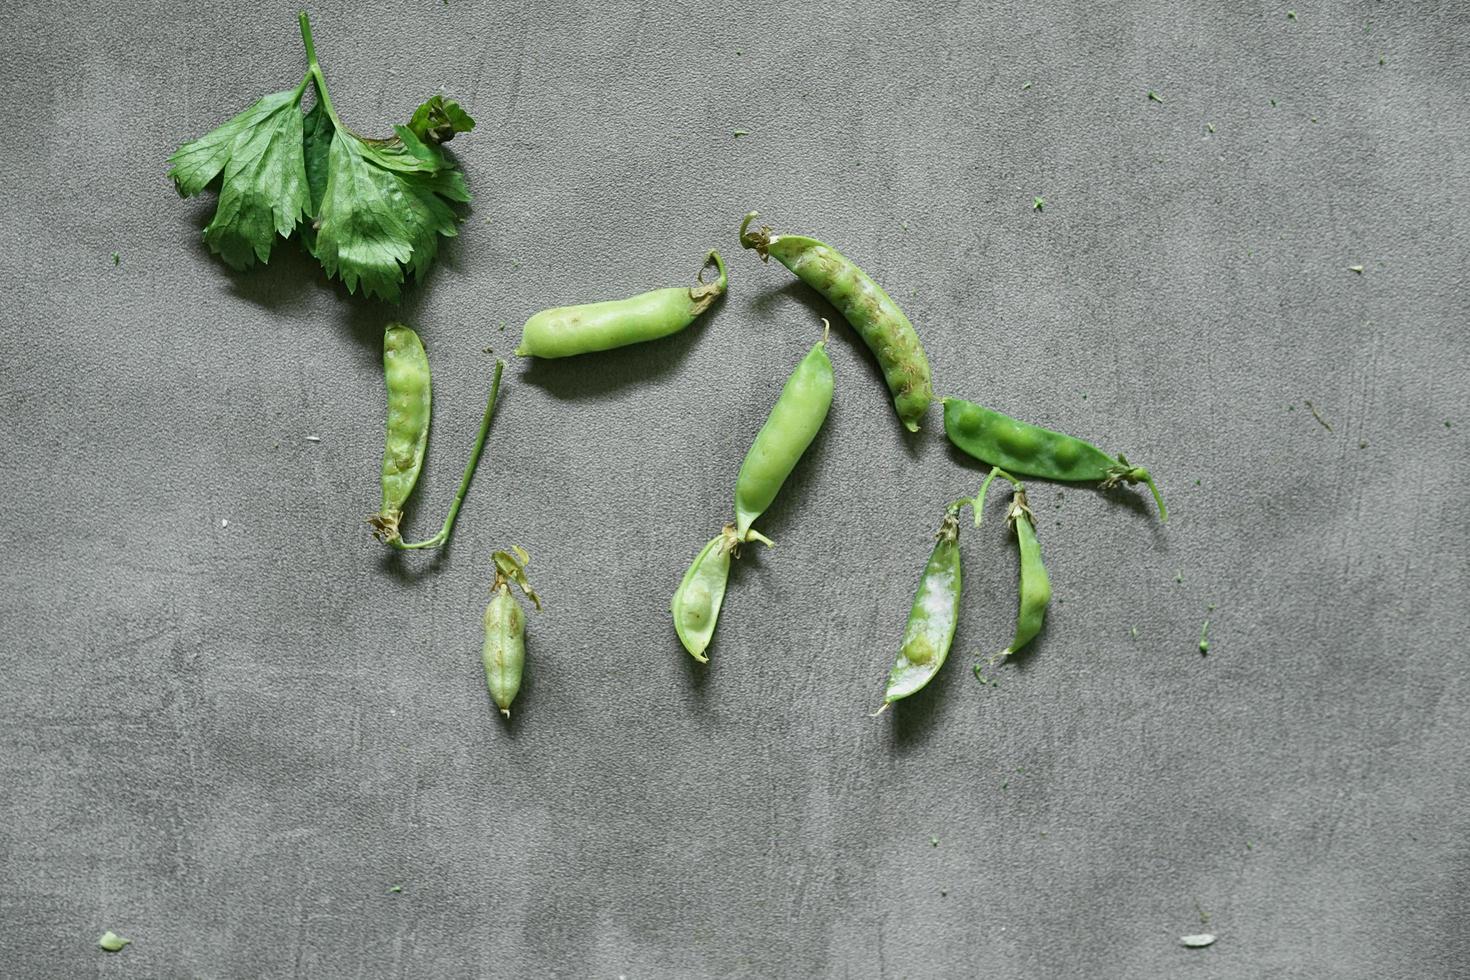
<box><xmin>1379</xmin><ymin>55</ymin><xmax>1386</xmax><ymax>66</ymax></box>
<box><xmin>1359</xmin><ymin>440</ymin><xmax>1368</xmax><ymax>449</ymax></box>
<box><xmin>1021</xmin><ymin>81</ymin><xmax>1033</xmax><ymax>91</ymax></box>
<box><xmin>736</xmin><ymin>49</ymin><xmax>743</xmax><ymax>56</ymax></box>
<box><xmin>98</xmin><ymin>931</ymin><xmax>130</xmax><ymax>953</ymax></box>
<box><xmin>1130</xmin><ymin>626</ymin><xmax>1139</xmax><ymax>639</ymax></box>
<box><xmin>1246</xmin><ymin>840</ymin><xmax>1254</xmax><ymax>850</ymax></box>
<box><xmin>111</xmin><ymin>251</ymin><xmax>120</xmax><ymax>266</ymax></box>
<box><xmin>1206</xmin><ymin>123</ymin><xmax>1216</xmax><ymax>134</ymax></box>
<box><xmin>1193</xmin><ymin>479</ymin><xmax>1201</xmax><ymax>486</ymax></box>
<box><xmin>1311</xmin><ymin>116</ymin><xmax>1319</xmax><ymax>123</ymax></box>
<box><xmin>972</xmin><ymin>664</ymin><xmax>999</xmax><ymax>687</ymax></box>
<box><xmin>1148</xmin><ymin>90</ymin><xmax>1164</xmax><ymax>103</ymax></box>
<box><xmin>1032</xmin><ymin>196</ymin><xmax>1045</xmax><ymax>211</ymax></box>
<box><xmin>733</xmin><ymin>129</ymin><xmax>748</xmax><ymax>138</ymax></box>
<box><xmin>1270</xmin><ymin>98</ymin><xmax>1278</xmax><ymax>107</ymax></box>
<box><xmin>388</xmin><ymin>884</ymin><xmax>402</xmax><ymax>894</ymax></box>
<box><xmin>929</xmin><ymin>835</ymin><xmax>939</xmax><ymax>847</ymax></box>
<box><xmin>1348</xmin><ymin>264</ymin><xmax>1364</xmax><ymax>274</ymax></box>
<box><xmin>1199</xmin><ymin>619</ymin><xmax>1211</xmax><ymax>654</ymax></box>
<box><xmin>1447</xmin><ymin>420</ymin><xmax>1454</xmax><ymax>429</ymax></box>
<box><xmin>1001</xmin><ymin>781</ymin><xmax>1008</xmax><ymax>791</ymax></box>
<box><xmin>1286</xmin><ymin>10</ymin><xmax>1297</xmax><ymax>21</ymax></box>
<box><xmin>1305</xmin><ymin>400</ymin><xmax>1333</xmax><ymax>431</ymax></box>
<box><xmin>1180</xmin><ymin>934</ymin><xmax>1216</xmax><ymax>949</ymax></box>
<box><xmin>1175</xmin><ymin>569</ymin><xmax>1184</xmax><ymax>584</ymax></box>
<box><xmin>1194</xmin><ymin>896</ymin><xmax>1211</xmax><ymax>925</ymax></box>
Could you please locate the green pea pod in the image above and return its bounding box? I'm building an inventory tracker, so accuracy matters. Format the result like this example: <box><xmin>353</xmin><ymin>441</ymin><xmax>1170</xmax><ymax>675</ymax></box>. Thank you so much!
<box><xmin>880</xmin><ymin>505</ymin><xmax>963</xmax><ymax>707</ymax></box>
<box><xmin>740</xmin><ymin>212</ymin><xmax>932</xmax><ymax>432</ymax></box>
<box><xmin>369</xmin><ymin>324</ymin><xmax>431</xmax><ymax>542</ymax></box>
<box><xmin>516</xmin><ymin>251</ymin><xmax>727</xmax><ymax>358</ymax></box>
<box><xmin>482</xmin><ymin>547</ymin><xmax>540</xmax><ymax>719</ymax></box>
<box><xmin>733</xmin><ymin>322</ymin><xmax>834</xmax><ymax>539</ymax></box>
<box><xmin>941</xmin><ymin>396</ymin><xmax>1168</xmax><ymax>521</ymax></box>
<box><xmin>671</xmin><ymin>527</ymin><xmax>738</xmax><ymax>663</ymax></box>
<box><xmin>996</xmin><ymin>489</ymin><xmax>1051</xmax><ymax>662</ymax></box>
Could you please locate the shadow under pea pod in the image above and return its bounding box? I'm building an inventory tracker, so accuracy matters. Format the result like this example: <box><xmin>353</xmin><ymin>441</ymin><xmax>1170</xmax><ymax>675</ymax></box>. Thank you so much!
<box><xmin>515</xmin><ymin>250</ymin><xmax>727</xmax><ymax>400</ymax></box>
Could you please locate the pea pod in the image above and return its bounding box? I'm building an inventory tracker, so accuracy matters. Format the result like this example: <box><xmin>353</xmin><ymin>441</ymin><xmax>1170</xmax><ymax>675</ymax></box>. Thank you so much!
<box><xmin>942</xmin><ymin>396</ymin><xmax>1168</xmax><ymax>521</ymax></box>
<box><xmin>482</xmin><ymin>547</ymin><xmax>541</xmax><ymax>719</ymax></box>
<box><xmin>515</xmin><ymin>251</ymin><xmax>727</xmax><ymax>358</ymax></box>
<box><xmin>733</xmin><ymin>321</ymin><xmax>834</xmax><ymax>538</ymax></box>
<box><xmin>368</xmin><ymin>323</ymin><xmax>506</xmax><ymax>549</ymax></box>
<box><xmin>670</xmin><ymin>526</ymin><xmax>738</xmax><ymax>663</ymax></box>
<box><xmin>740</xmin><ymin>212</ymin><xmax>932</xmax><ymax>432</ymax></box>
<box><xmin>879</xmin><ymin>504</ymin><xmax>963</xmax><ymax>707</ymax></box>
<box><xmin>995</xmin><ymin>487</ymin><xmax>1051</xmax><ymax>663</ymax></box>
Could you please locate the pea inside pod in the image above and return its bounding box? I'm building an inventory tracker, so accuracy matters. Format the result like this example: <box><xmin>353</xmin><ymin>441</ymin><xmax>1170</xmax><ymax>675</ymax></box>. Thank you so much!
<box><xmin>482</xmin><ymin>546</ymin><xmax>541</xmax><ymax>719</ymax></box>
<box><xmin>878</xmin><ymin>503</ymin><xmax>964</xmax><ymax>709</ymax></box>
<box><xmin>942</xmin><ymin>396</ymin><xmax>1168</xmax><ymax>521</ymax></box>
<box><xmin>515</xmin><ymin>251</ymin><xmax>727</xmax><ymax>358</ymax></box>
<box><xmin>733</xmin><ymin>320</ymin><xmax>835</xmax><ymax>539</ymax></box>
<box><xmin>740</xmin><ymin>212</ymin><xmax>932</xmax><ymax>432</ymax></box>
<box><xmin>368</xmin><ymin>323</ymin><xmax>506</xmax><ymax>550</ymax></box>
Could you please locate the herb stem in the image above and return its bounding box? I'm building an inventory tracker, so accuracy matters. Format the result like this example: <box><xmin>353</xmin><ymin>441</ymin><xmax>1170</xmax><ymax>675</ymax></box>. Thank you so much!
<box><xmin>395</xmin><ymin>360</ymin><xmax>505</xmax><ymax>550</ymax></box>
<box><xmin>298</xmin><ymin>10</ymin><xmax>345</xmax><ymax>130</ymax></box>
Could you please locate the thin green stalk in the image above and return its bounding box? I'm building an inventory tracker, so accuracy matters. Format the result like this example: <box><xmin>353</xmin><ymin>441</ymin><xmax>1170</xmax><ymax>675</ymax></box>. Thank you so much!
<box><xmin>969</xmin><ymin>466</ymin><xmax>1022</xmax><ymax>525</ymax></box>
<box><xmin>298</xmin><ymin>10</ymin><xmax>345</xmax><ymax>130</ymax></box>
<box><xmin>396</xmin><ymin>360</ymin><xmax>505</xmax><ymax>550</ymax></box>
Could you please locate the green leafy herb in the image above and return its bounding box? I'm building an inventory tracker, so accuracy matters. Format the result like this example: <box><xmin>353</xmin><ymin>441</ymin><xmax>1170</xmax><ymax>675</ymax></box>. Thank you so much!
<box><xmin>168</xmin><ymin>13</ymin><xmax>475</xmax><ymax>302</ymax></box>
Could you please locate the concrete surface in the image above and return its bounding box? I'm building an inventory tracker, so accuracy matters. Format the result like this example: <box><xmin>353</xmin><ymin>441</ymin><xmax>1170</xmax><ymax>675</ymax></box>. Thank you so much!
<box><xmin>3</xmin><ymin>1</ymin><xmax>1468</xmax><ymax>977</ymax></box>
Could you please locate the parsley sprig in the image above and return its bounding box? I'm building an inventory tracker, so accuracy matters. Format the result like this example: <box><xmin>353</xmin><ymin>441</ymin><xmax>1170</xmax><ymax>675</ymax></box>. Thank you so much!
<box><xmin>169</xmin><ymin>12</ymin><xmax>475</xmax><ymax>302</ymax></box>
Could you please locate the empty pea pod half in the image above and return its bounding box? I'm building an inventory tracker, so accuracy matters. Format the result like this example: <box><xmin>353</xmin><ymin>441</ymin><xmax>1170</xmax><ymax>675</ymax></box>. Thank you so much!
<box><xmin>369</xmin><ymin>324</ymin><xmax>506</xmax><ymax>549</ymax></box>
<box><xmin>671</xmin><ymin>320</ymin><xmax>835</xmax><ymax>662</ymax></box>
<box><xmin>515</xmin><ymin>251</ymin><xmax>727</xmax><ymax>358</ymax></box>
<box><xmin>482</xmin><ymin>546</ymin><xmax>541</xmax><ymax>719</ymax></box>
<box><xmin>942</xmin><ymin>396</ymin><xmax>1168</xmax><ymax>521</ymax></box>
<box><xmin>739</xmin><ymin>212</ymin><xmax>932</xmax><ymax>432</ymax></box>
<box><xmin>877</xmin><ymin>502</ymin><xmax>964</xmax><ymax>710</ymax></box>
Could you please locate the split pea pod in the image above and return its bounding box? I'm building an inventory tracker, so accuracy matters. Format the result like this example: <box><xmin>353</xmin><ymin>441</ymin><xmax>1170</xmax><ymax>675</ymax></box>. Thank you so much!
<box><xmin>670</xmin><ymin>526</ymin><xmax>738</xmax><ymax>663</ymax></box>
<box><xmin>942</xmin><ymin>396</ymin><xmax>1168</xmax><ymax>521</ymax></box>
<box><xmin>878</xmin><ymin>503</ymin><xmax>963</xmax><ymax>708</ymax></box>
<box><xmin>733</xmin><ymin>321</ymin><xmax>835</xmax><ymax>539</ymax></box>
<box><xmin>368</xmin><ymin>324</ymin><xmax>506</xmax><ymax>549</ymax></box>
<box><xmin>482</xmin><ymin>547</ymin><xmax>541</xmax><ymax>719</ymax></box>
<box><xmin>740</xmin><ymin>212</ymin><xmax>932</xmax><ymax>432</ymax></box>
<box><xmin>996</xmin><ymin>487</ymin><xmax>1051</xmax><ymax>664</ymax></box>
<box><xmin>515</xmin><ymin>251</ymin><xmax>727</xmax><ymax>358</ymax></box>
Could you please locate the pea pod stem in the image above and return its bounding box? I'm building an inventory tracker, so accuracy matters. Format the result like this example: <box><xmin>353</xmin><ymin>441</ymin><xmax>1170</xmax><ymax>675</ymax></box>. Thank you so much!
<box><xmin>969</xmin><ymin>466</ymin><xmax>1023</xmax><ymax>526</ymax></box>
<box><xmin>394</xmin><ymin>359</ymin><xmax>504</xmax><ymax>550</ymax></box>
<box><xmin>1104</xmin><ymin>456</ymin><xmax>1168</xmax><ymax>522</ymax></box>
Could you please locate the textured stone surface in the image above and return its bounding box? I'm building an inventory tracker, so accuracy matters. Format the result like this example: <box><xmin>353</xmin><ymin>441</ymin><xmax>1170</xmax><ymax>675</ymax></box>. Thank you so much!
<box><xmin>2</xmin><ymin>1</ymin><xmax>1469</xmax><ymax>977</ymax></box>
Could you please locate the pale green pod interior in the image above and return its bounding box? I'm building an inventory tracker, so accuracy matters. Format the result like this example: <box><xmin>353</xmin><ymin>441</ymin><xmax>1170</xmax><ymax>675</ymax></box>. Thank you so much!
<box><xmin>671</xmin><ymin>533</ymin><xmax>733</xmax><ymax>662</ymax></box>
<box><xmin>883</xmin><ymin>519</ymin><xmax>962</xmax><ymax>703</ymax></box>
<box><xmin>378</xmin><ymin>324</ymin><xmax>432</xmax><ymax>516</ymax></box>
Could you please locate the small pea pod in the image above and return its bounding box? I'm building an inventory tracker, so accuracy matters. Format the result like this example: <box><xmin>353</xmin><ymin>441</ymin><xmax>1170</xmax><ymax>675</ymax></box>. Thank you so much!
<box><xmin>516</xmin><ymin>251</ymin><xmax>727</xmax><ymax>358</ymax></box>
<box><xmin>670</xmin><ymin>526</ymin><xmax>740</xmax><ymax>663</ymax></box>
<box><xmin>740</xmin><ymin>212</ymin><xmax>932</xmax><ymax>432</ymax></box>
<box><xmin>733</xmin><ymin>321</ymin><xmax>834</xmax><ymax>539</ymax></box>
<box><xmin>995</xmin><ymin>488</ymin><xmax>1051</xmax><ymax>663</ymax></box>
<box><xmin>369</xmin><ymin>324</ymin><xmax>431</xmax><ymax>542</ymax></box>
<box><xmin>878</xmin><ymin>504</ymin><xmax>963</xmax><ymax>708</ymax></box>
<box><xmin>369</xmin><ymin>322</ymin><xmax>505</xmax><ymax>549</ymax></box>
<box><xmin>942</xmin><ymin>396</ymin><xmax>1167</xmax><ymax>521</ymax></box>
<box><xmin>482</xmin><ymin>546</ymin><xmax>541</xmax><ymax>719</ymax></box>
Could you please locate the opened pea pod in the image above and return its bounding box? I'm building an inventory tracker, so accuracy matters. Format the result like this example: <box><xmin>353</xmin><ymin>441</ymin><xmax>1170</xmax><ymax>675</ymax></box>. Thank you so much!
<box><xmin>740</xmin><ymin>212</ymin><xmax>932</xmax><ymax>432</ymax></box>
<box><xmin>877</xmin><ymin>502</ymin><xmax>964</xmax><ymax>710</ymax></box>
<box><xmin>942</xmin><ymin>397</ymin><xmax>1167</xmax><ymax>521</ymax></box>
<box><xmin>671</xmin><ymin>321</ymin><xmax>834</xmax><ymax>662</ymax></box>
<box><xmin>515</xmin><ymin>251</ymin><xmax>727</xmax><ymax>358</ymax></box>
<box><xmin>369</xmin><ymin>324</ymin><xmax>505</xmax><ymax>550</ymax></box>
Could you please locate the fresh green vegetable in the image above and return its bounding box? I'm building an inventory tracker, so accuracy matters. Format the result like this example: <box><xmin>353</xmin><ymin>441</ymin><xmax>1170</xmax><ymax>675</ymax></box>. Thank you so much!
<box><xmin>368</xmin><ymin>325</ymin><xmax>505</xmax><ymax>550</ymax></box>
<box><xmin>483</xmin><ymin>547</ymin><xmax>540</xmax><ymax>718</ymax></box>
<box><xmin>516</xmin><ymin>252</ymin><xmax>727</xmax><ymax>358</ymax></box>
<box><xmin>671</xmin><ymin>526</ymin><xmax>740</xmax><ymax>662</ymax></box>
<box><xmin>740</xmin><ymin>213</ymin><xmax>932</xmax><ymax>432</ymax></box>
<box><xmin>879</xmin><ymin>502</ymin><xmax>963</xmax><ymax>707</ymax></box>
<box><xmin>942</xmin><ymin>397</ymin><xmax>1167</xmax><ymax>521</ymax></box>
<box><xmin>733</xmin><ymin>320</ymin><xmax>835</xmax><ymax>539</ymax></box>
<box><xmin>994</xmin><ymin>487</ymin><xmax>1051</xmax><ymax>663</ymax></box>
<box><xmin>168</xmin><ymin>13</ymin><xmax>475</xmax><ymax>301</ymax></box>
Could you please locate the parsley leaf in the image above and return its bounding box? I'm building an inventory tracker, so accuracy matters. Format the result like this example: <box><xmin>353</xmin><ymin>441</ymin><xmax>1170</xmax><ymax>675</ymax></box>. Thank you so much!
<box><xmin>168</xmin><ymin>13</ymin><xmax>474</xmax><ymax>302</ymax></box>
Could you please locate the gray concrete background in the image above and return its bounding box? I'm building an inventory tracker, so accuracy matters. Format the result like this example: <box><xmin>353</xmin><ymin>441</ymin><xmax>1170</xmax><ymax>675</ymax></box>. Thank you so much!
<box><xmin>2</xmin><ymin>1</ymin><xmax>1468</xmax><ymax>977</ymax></box>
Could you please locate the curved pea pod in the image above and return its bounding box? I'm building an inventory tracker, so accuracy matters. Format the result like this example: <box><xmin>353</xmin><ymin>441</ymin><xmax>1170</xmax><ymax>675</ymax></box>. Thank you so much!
<box><xmin>880</xmin><ymin>506</ymin><xmax>963</xmax><ymax>706</ymax></box>
<box><xmin>369</xmin><ymin>324</ymin><xmax>431</xmax><ymax>543</ymax></box>
<box><xmin>481</xmin><ymin>547</ymin><xmax>541</xmax><ymax>719</ymax></box>
<box><xmin>997</xmin><ymin>489</ymin><xmax>1051</xmax><ymax>662</ymax></box>
<box><xmin>733</xmin><ymin>326</ymin><xmax>834</xmax><ymax>539</ymax></box>
<box><xmin>941</xmin><ymin>396</ymin><xmax>1168</xmax><ymax>521</ymax></box>
<box><xmin>740</xmin><ymin>212</ymin><xmax>932</xmax><ymax>432</ymax></box>
<box><xmin>516</xmin><ymin>251</ymin><xmax>727</xmax><ymax>358</ymax></box>
<box><xmin>671</xmin><ymin>528</ymin><xmax>737</xmax><ymax>663</ymax></box>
